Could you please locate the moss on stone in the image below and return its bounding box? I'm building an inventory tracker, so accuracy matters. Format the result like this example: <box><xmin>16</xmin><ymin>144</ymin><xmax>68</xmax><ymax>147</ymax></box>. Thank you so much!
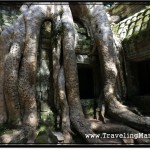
<box><xmin>81</xmin><ymin>99</ymin><xmax>95</xmax><ymax>118</ymax></box>
<box><xmin>74</xmin><ymin>22</ymin><xmax>91</xmax><ymax>54</ymax></box>
<box><xmin>110</xmin><ymin>2</ymin><xmax>148</xmax><ymax>19</ymax></box>
<box><xmin>111</xmin><ymin>4</ymin><xmax>127</xmax><ymax>16</ymax></box>
<box><xmin>143</xmin><ymin>15</ymin><xmax>150</xmax><ymax>22</ymax></box>
<box><xmin>40</xmin><ymin>109</ymin><xmax>55</xmax><ymax>130</ymax></box>
<box><xmin>145</xmin><ymin>9</ymin><xmax>150</xmax><ymax>15</ymax></box>
<box><xmin>112</xmin><ymin>24</ymin><xmax>119</xmax><ymax>34</ymax></box>
<box><xmin>35</xmin><ymin>131</ymin><xmax>50</xmax><ymax>144</ymax></box>
<box><xmin>112</xmin><ymin>7</ymin><xmax>150</xmax><ymax>41</ymax></box>
<box><xmin>141</xmin><ymin>22</ymin><xmax>147</xmax><ymax>31</ymax></box>
<box><xmin>113</xmin><ymin>7</ymin><xmax>150</xmax><ymax>55</ymax></box>
<box><xmin>0</xmin><ymin>5</ymin><xmax>21</xmax><ymax>34</ymax></box>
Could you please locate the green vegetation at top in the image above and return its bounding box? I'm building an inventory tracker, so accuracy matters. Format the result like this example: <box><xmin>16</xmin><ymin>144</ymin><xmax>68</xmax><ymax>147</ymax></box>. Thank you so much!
<box><xmin>0</xmin><ymin>5</ymin><xmax>21</xmax><ymax>33</ymax></box>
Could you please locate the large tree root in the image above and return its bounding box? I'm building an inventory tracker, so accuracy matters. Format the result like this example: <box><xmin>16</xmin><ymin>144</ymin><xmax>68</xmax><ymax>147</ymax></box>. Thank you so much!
<box><xmin>79</xmin><ymin>3</ymin><xmax>150</xmax><ymax>134</ymax></box>
<box><xmin>0</xmin><ymin>3</ymin><xmax>150</xmax><ymax>144</ymax></box>
<box><xmin>61</xmin><ymin>5</ymin><xmax>105</xmax><ymax>144</ymax></box>
<box><xmin>108</xmin><ymin>99</ymin><xmax>150</xmax><ymax>132</ymax></box>
<box><xmin>58</xmin><ymin>66</ymin><xmax>72</xmax><ymax>143</ymax></box>
<box><xmin>0</xmin><ymin>16</ymin><xmax>24</xmax><ymax>124</ymax></box>
<box><xmin>18</xmin><ymin>4</ymin><xmax>55</xmax><ymax>142</ymax></box>
<box><xmin>51</xmin><ymin>20</ymin><xmax>73</xmax><ymax>142</ymax></box>
<box><xmin>88</xmin><ymin>119</ymin><xmax>150</xmax><ymax>144</ymax></box>
<box><xmin>4</xmin><ymin>15</ymin><xmax>26</xmax><ymax>126</ymax></box>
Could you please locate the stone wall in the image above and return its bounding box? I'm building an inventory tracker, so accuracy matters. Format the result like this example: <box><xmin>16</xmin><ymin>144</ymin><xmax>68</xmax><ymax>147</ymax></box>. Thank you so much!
<box><xmin>113</xmin><ymin>7</ymin><xmax>150</xmax><ymax>61</ymax></box>
<box><xmin>132</xmin><ymin>96</ymin><xmax>150</xmax><ymax>114</ymax></box>
<box><xmin>112</xmin><ymin>6</ymin><xmax>150</xmax><ymax>112</ymax></box>
<box><xmin>74</xmin><ymin>23</ymin><xmax>91</xmax><ymax>55</ymax></box>
<box><xmin>108</xmin><ymin>2</ymin><xmax>149</xmax><ymax>20</ymax></box>
<box><xmin>36</xmin><ymin>21</ymin><xmax>54</xmax><ymax>126</ymax></box>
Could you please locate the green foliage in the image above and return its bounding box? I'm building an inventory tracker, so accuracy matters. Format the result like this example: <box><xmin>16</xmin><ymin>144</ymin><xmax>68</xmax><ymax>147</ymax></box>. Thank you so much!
<box><xmin>0</xmin><ymin>6</ymin><xmax>21</xmax><ymax>33</ymax></box>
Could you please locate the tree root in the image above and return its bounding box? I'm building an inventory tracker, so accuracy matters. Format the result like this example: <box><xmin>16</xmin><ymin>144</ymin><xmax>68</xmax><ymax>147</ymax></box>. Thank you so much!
<box><xmin>0</xmin><ymin>129</ymin><xmax>25</xmax><ymax>144</ymax></box>
<box><xmin>58</xmin><ymin>66</ymin><xmax>73</xmax><ymax>143</ymax></box>
<box><xmin>79</xmin><ymin>3</ymin><xmax>150</xmax><ymax>140</ymax></box>
<box><xmin>18</xmin><ymin>4</ymin><xmax>48</xmax><ymax>142</ymax></box>
<box><xmin>1</xmin><ymin>3</ymin><xmax>150</xmax><ymax>144</ymax></box>
<box><xmin>108</xmin><ymin>98</ymin><xmax>150</xmax><ymax>132</ymax></box>
<box><xmin>61</xmin><ymin>5</ymin><xmax>104</xmax><ymax>144</ymax></box>
<box><xmin>88</xmin><ymin>119</ymin><xmax>150</xmax><ymax>144</ymax></box>
<box><xmin>4</xmin><ymin>15</ymin><xmax>26</xmax><ymax>126</ymax></box>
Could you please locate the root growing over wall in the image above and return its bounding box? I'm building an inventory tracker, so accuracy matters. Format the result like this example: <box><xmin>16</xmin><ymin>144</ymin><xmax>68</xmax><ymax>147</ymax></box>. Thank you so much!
<box><xmin>0</xmin><ymin>2</ymin><xmax>150</xmax><ymax>144</ymax></box>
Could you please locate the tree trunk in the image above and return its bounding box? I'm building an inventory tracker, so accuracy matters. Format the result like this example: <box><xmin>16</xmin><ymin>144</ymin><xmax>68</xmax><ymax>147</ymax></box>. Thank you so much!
<box><xmin>18</xmin><ymin>5</ymin><xmax>50</xmax><ymax>143</ymax></box>
<box><xmin>0</xmin><ymin>2</ymin><xmax>150</xmax><ymax>144</ymax></box>
<box><xmin>0</xmin><ymin>26</ymin><xmax>13</xmax><ymax>124</ymax></box>
<box><xmin>58</xmin><ymin>66</ymin><xmax>72</xmax><ymax>143</ymax></box>
<box><xmin>81</xmin><ymin>3</ymin><xmax>150</xmax><ymax>132</ymax></box>
<box><xmin>4</xmin><ymin>15</ymin><xmax>25</xmax><ymax>126</ymax></box>
<box><xmin>61</xmin><ymin>5</ymin><xmax>103</xmax><ymax>143</ymax></box>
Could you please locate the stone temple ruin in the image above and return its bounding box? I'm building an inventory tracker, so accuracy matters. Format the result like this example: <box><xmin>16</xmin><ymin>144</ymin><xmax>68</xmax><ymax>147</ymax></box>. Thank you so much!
<box><xmin>112</xmin><ymin>4</ymin><xmax>150</xmax><ymax>115</ymax></box>
<box><xmin>0</xmin><ymin>3</ymin><xmax>150</xmax><ymax>132</ymax></box>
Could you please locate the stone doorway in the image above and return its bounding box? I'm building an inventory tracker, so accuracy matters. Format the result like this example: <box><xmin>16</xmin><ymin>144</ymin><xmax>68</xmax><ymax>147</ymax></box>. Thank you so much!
<box><xmin>78</xmin><ymin>66</ymin><xmax>94</xmax><ymax>99</ymax></box>
<box><xmin>127</xmin><ymin>59</ymin><xmax>150</xmax><ymax>114</ymax></box>
<box><xmin>137</xmin><ymin>60</ymin><xmax>150</xmax><ymax>96</ymax></box>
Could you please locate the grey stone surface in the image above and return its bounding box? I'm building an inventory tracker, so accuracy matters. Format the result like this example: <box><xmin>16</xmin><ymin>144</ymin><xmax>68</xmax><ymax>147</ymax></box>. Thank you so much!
<box><xmin>81</xmin><ymin>99</ymin><xmax>95</xmax><ymax>119</ymax></box>
<box><xmin>113</xmin><ymin>8</ymin><xmax>150</xmax><ymax>61</ymax></box>
<box><xmin>74</xmin><ymin>23</ymin><xmax>92</xmax><ymax>55</ymax></box>
<box><xmin>35</xmin><ymin>130</ymin><xmax>64</xmax><ymax>144</ymax></box>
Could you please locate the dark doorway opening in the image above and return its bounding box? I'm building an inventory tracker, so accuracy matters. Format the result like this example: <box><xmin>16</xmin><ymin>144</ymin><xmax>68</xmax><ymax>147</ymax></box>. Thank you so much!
<box><xmin>78</xmin><ymin>66</ymin><xmax>94</xmax><ymax>99</ymax></box>
<box><xmin>138</xmin><ymin>60</ymin><xmax>150</xmax><ymax>95</ymax></box>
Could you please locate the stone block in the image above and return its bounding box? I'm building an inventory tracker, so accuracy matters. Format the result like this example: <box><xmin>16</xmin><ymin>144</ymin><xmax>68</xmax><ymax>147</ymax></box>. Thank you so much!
<box><xmin>81</xmin><ymin>99</ymin><xmax>95</xmax><ymax>119</ymax></box>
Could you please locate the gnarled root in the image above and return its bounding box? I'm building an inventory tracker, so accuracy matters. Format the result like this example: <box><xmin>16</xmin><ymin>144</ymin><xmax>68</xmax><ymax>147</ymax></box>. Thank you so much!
<box><xmin>18</xmin><ymin>4</ymin><xmax>47</xmax><ymax>142</ymax></box>
<box><xmin>61</xmin><ymin>5</ymin><xmax>103</xmax><ymax>144</ymax></box>
<box><xmin>3</xmin><ymin>15</ymin><xmax>26</xmax><ymax>126</ymax></box>
<box><xmin>58</xmin><ymin>66</ymin><xmax>72</xmax><ymax>143</ymax></box>
<box><xmin>107</xmin><ymin>98</ymin><xmax>150</xmax><ymax>132</ymax></box>
<box><xmin>76</xmin><ymin>3</ymin><xmax>150</xmax><ymax>141</ymax></box>
<box><xmin>88</xmin><ymin>119</ymin><xmax>150</xmax><ymax>144</ymax></box>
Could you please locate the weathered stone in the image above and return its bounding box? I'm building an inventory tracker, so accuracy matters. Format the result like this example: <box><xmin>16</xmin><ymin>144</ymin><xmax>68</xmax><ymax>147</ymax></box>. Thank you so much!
<box><xmin>35</xmin><ymin>131</ymin><xmax>52</xmax><ymax>144</ymax></box>
<box><xmin>81</xmin><ymin>99</ymin><xmax>95</xmax><ymax>119</ymax></box>
<box><xmin>113</xmin><ymin>7</ymin><xmax>150</xmax><ymax>61</ymax></box>
<box><xmin>51</xmin><ymin>131</ymin><xmax>64</xmax><ymax>143</ymax></box>
<box><xmin>131</xmin><ymin>96</ymin><xmax>150</xmax><ymax>114</ymax></box>
<box><xmin>108</xmin><ymin>2</ymin><xmax>148</xmax><ymax>19</ymax></box>
<box><xmin>76</xmin><ymin>55</ymin><xmax>91</xmax><ymax>64</ymax></box>
<box><xmin>74</xmin><ymin>22</ymin><xmax>91</xmax><ymax>55</ymax></box>
<box><xmin>35</xmin><ymin>129</ymin><xmax>64</xmax><ymax>144</ymax></box>
<box><xmin>39</xmin><ymin>103</ymin><xmax>55</xmax><ymax>130</ymax></box>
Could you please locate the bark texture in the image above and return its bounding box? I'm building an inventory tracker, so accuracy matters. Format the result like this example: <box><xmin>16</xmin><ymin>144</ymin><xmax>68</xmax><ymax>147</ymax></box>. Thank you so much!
<box><xmin>0</xmin><ymin>27</ymin><xmax>13</xmax><ymax>124</ymax></box>
<box><xmin>0</xmin><ymin>2</ymin><xmax>150</xmax><ymax>144</ymax></box>
<box><xmin>62</xmin><ymin>5</ymin><xmax>102</xmax><ymax>143</ymax></box>
<box><xmin>4</xmin><ymin>15</ymin><xmax>25</xmax><ymax>126</ymax></box>
<box><xmin>58</xmin><ymin>66</ymin><xmax>72</xmax><ymax>143</ymax></box>
<box><xmin>18</xmin><ymin>6</ymin><xmax>46</xmax><ymax>142</ymax></box>
<box><xmin>78</xmin><ymin>3</ymin><xmax>150</xmax><ymax>132</ymax></box>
